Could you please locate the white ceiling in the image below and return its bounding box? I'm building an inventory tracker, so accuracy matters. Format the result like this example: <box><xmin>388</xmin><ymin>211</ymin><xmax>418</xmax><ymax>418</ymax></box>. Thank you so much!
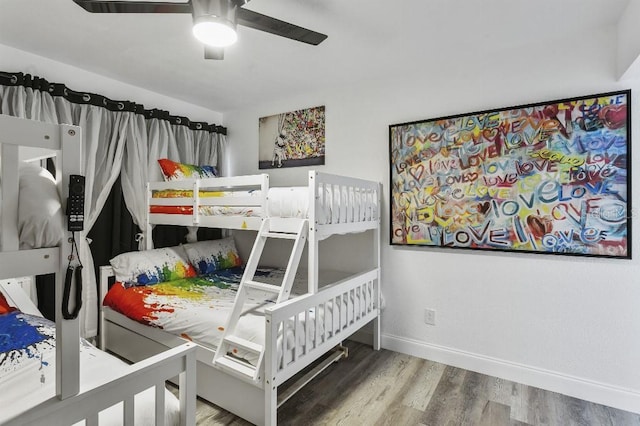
<box><xmin>0</xmin><ymin>0</ymin><xmax>630</xmax><ymax>113</ymax></box>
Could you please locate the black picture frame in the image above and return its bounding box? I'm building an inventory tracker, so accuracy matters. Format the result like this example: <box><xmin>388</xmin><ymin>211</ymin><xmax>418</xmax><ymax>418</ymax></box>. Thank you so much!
<box><xmin>389</xmin><ymin>90</ymin><xmax>632</xmax><ymax>259</ymax></box>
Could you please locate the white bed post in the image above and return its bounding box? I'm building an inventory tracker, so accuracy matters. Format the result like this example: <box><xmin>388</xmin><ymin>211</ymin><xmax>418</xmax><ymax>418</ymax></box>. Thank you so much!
<box><xmin>373</xmin><ymin>182</ymin><xmax>381</xmax><ymax>351</ymax></box>
<box><xmin>56</xmin><ymin>123</ymin><xmax>83</xmax><ymax>399</ymax></box>
<box><xmin>264</xmin><ymin>310</ymin><xmax>277</xmax><ymax>426</ymax></box>
<box><xmin>145</xmin><ymin>182</ymin><xmax>153</xmax><ymax>250</ymax></box>
<box><xmin>308</xmin><ymin>171</ymin><xmax>319</xmax><ymax>293</ymax></box>
<box><xmin>0</xmin><ymin>144</ymin><xmax>19</xmax><ymax>251</ymax></box>
<box><xmin>179</xmin><ymin>345</ymin><xmax>197</xmax><ymax>426</ymax></box>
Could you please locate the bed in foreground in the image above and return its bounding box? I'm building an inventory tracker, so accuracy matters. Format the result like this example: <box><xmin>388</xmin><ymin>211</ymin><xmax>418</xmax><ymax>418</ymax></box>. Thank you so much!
<box><xmin>0</xmin><ymin>114</ymin><xmax>196</xmax><ymax>425</ymax></box>
<box><xmin>0</xmin><ymin>290</ymin><xmax>192</xmax><ymax>425</ymax></box>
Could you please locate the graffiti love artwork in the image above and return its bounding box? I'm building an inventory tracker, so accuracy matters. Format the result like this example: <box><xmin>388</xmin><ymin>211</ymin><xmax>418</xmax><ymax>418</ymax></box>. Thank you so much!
<box><xmin>389</xmin><ymin>90</ymin><xmax>631</xmax><ymax>258</ymax></box>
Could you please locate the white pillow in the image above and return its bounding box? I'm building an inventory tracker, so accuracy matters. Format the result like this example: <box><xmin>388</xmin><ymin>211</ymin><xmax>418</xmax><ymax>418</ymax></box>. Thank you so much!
<box><xmin>182</xmin><ymin>237</ymin><xmax>242</xmax><ymax>276</ymax></box>
<box><xmin>109</xmin><ymin>246</ymin><xmax>197</xmax><ymax>285</ymax></box>
<box><xmin>17</xmin><ymin>162</ymin><xmax>65</xmax><ymax>249</ymax></box>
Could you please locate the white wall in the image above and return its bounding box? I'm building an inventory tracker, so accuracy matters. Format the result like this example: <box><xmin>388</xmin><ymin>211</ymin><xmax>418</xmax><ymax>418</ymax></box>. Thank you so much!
<box><xmin>0</xmin><ymin>43</ymin><xmax>223</xmax><ymax>124</ymax></box>
<box><xmin>618</xmin><ymin>0</ymin><xmax>640</xmax><ymax>79</ymax></box>
<box><xmin>225</xmin><ymin>25</ymin><xmax>640</xmax><ymax>413</ymax></box>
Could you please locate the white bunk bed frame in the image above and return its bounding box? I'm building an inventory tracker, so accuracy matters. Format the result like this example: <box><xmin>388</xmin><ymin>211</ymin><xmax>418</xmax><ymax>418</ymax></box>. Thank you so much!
<box><xmin>0</xmin><ymin>114</ymin><xmax>196</xmax><ymax>425</ymax></box>
<box><xmin>100</xmin><ymin>171</ymin><xmax>381</xmax><ymax>425</ymax></box>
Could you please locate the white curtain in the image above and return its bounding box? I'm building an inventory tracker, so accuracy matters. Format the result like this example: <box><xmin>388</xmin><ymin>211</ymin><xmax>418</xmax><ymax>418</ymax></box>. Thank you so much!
<box><xmin>121</xmin><ymin>117</ymin><xmax>226</xmax><ymax>249</ymax></box>
<box><xmin>0</xmin><ymin>85</ymin><xmax>128</xmax><ymax>339</ymax></box>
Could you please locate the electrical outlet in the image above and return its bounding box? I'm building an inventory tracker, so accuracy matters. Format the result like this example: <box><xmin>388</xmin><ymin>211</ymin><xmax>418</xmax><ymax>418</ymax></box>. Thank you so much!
<box><xmin>424</xmin><ymin>308</ymin><xmax>436</xmax><ymax>325</ymax></box>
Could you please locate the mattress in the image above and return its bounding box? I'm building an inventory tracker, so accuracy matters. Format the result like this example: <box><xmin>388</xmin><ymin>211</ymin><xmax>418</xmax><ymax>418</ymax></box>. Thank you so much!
<box><xmin>0</xmin><ymin>309</ymin><xmax>180</xmax><ymax>425</ymax></box>
<box><xmin>150</xmin><ymin>185</ymin><xmax>377</xmax><ymax>224</ymax></box>
<box><xmin>103</xmin><ymin>267</ymin><xmax>354</xmax><ymax>366</ymax></box>
<box><xmin>150</xmin><ymin>187</ymin><xmax>308</xmax><ymax>218</ymax></box>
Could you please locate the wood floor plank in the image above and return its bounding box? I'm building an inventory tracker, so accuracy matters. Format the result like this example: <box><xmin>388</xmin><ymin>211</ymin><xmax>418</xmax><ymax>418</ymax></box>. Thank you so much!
<box><xmin>374</xmin><ymin>404</ymin><xmax>424</xmax><ymax>426</ymax></box>
<box><xmin>420</xmin><ymin>365</ymin><xmax>468</xmax><ymax>425</ymax></box>
<box><xmin>509</xmin><ymin>381</ymin><xmax>532</xmax><ymax>424</ymax></box>
<box><xmin>479</xmin><ymin>401</ymin><xmax>511</xmax><ymax>426</ymax></box>
<box><xmin>278</xmin><ymin>341</ymin><xmax>376</xmax><ymax>421</ymax></box>
<box><xmin>458</xmin><ymin>370</ymin><xmax>494</xmax><ymax>424</ymax></box>
<box><xmin>607</xmin><ymin>406</ymin><xmax>640</xmax><ymax>425</ymax></box>
<box><xmin>401</xmin><ymin>359</ymin><xmax>446</xmax><ymax>411</ymax></box>
<box><xmin>557</xmin><ymin>392</ymin><xmax>597</xmax><ymax>426</ymax></box>
<box><xmin>314</xmin><ymin>351</ymin><xmax>423</xmax><ymax>425</ymax></box>
<box><xmin>527</xmin><ymin>385</ymin><xmax>554</xmax><ymax>425</ymax></box>
<box><xmin>584</xmin><ymin>402</ymin><xmax>614</xmax><ymax>426</ymax></box>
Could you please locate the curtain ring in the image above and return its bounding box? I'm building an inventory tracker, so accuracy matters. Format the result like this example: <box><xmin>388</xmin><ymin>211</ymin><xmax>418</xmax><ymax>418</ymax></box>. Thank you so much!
<box><xmin>196</xmin><ymin>123</ymin><xmax>202</xmax><ymax>130</ymax></box>
<box><xmin>10</xmin><ymin>75</ymin><xmax>18</xmax><ymax>84</ymax></box>
<box><xmin>176</xmin><ymin>117</ymin><xmax>181</xmax><ymax>124</ymax></box>
<box><xmin>82</xmin><ymin>94</ymin><xmax>91</xmax><ymax>102</ymax></box>
<box><xmin>118</xmin><ymin>102</ymin><xmax>124</xmax><ymax>110</ymax></box>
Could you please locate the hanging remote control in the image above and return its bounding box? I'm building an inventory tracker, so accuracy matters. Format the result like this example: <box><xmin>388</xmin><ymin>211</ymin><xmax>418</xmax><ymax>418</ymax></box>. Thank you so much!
<box><xmin>67</xmin><ymin>175</ymin><xmax>85</xmax><ymax>232</ymax></box>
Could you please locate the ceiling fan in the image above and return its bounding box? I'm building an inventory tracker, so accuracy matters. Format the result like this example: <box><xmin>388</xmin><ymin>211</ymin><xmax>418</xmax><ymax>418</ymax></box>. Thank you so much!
<box><xmin>72</xmin><ymin>0</ymin><xmax>327</xmax><ymax>60</ymax></box>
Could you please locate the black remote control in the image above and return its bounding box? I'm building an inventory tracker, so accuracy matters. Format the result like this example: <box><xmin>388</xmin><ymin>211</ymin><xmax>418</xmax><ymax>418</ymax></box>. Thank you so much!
<box><xmin>67</xmin><ymin>175</ymin><xmax>85</xmax><ymax>232</ymax></box>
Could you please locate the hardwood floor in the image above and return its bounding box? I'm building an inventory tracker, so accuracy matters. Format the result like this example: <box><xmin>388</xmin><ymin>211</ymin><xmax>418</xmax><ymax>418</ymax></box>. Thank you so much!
<box><xmin>175</xmin><ymin>341</ymin><xmax>640</xmax><ymax>425</ymax></box>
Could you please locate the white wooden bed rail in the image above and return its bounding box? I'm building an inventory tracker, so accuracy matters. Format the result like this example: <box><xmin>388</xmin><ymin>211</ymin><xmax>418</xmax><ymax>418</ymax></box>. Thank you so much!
<box><xmin>308</xmin><ymin>171</ymin><xmax>381</xmax><ymax>293</ymax></box>
<box><xmin>266</xmin><ymin>268</ymin><xmax>379</xmax><ymax>384</ymax></box>
<box><xmin>309</xmin><ymin>171</ymin><xmax>379</xmax><ymax>237</ymax></box>
<box><xmin>146</xmin><ymin>171</ymin><xmax>381</xmax><ymax>238</ymax></box>
<box><xmin>0</xmin><ymin>248</ymin><xmax>60</xmax><ymax>279</ymax></box>
<box><xmin>3</xmin><ymin>343</ymin><xmax>197</xmax><ymax>426</ymax></box>
<box><xmin>263</xmin><ymin>268</ymin><xmax>380</xmax><ymax>424</ymax></box>
<box><xmin>146</xmin><ymin>173</ymin><xmax>269</xmax><ymax>236</ymax></box>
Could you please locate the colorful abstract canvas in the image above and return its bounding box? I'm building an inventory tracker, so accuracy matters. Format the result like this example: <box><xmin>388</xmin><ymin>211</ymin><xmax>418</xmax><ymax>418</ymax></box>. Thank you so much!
<box><xmin>258</xmin><ymin>106</ymin><xmax>325</xmax><ymax>169</ymax></box>
<box><xmin>389</xmin><ymin>90</ymin><xmax>631</xmax><ymax>258</ymax></box>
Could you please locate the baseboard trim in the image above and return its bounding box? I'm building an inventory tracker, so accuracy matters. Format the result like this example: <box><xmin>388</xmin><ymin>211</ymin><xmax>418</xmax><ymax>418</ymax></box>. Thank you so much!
<box><xmin>382</xmin><ymin>333</ymin><xmax>640</xmax><ymax>415</ymax></box>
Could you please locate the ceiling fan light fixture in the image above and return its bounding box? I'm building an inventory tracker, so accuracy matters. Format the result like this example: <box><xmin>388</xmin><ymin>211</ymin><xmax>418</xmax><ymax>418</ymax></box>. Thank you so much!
<box><xmin>193</xmin><ymin>16</ymin><xmax>237</xmax><ymax>47</ymax></box>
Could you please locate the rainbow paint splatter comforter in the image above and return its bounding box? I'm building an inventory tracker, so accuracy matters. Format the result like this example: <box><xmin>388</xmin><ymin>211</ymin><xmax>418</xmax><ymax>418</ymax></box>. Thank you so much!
<box><xmin>104</xmin><ymin>267</ymin><xmax>288</xmax><ymax>362</ymax></box>
<box><xmin>103</xmin><ymin>267</ymin><xmax>355</xmax><ymax>365</ymax></box>
<box><xmin>0</xmin><ymin>300</ymin><xmax>180</xmax><ymax>424</ymax></box>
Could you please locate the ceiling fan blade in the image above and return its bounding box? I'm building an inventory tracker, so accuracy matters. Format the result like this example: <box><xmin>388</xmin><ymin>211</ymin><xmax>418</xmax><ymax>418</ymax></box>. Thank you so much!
<box><xmin>204</xmin><ymin>45</ymin><xmax>224</xmax><ymax>60</ymax></box>
<box><xmin>72</xmin><ymin>0</ymin><xmax>192</xmax><ymax>13</ymax></box>
<box><xmin>237</xmin><ymin>8</ymin><xmax>327</xmax><ymax>45</ymax></box>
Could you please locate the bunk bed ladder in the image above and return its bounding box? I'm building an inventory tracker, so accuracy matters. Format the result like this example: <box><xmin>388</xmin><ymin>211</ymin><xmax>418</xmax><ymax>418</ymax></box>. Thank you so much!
<box><xmin>213</xmin><ymin>218</ymin><xmax>308</xmax><ymax>383</ymax></box>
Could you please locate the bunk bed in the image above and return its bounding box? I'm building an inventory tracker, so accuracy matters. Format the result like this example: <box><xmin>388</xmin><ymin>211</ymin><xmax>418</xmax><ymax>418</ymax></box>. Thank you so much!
<box><xmin>99</xmin><ymin>170</ymin><xmax>381</xmax><ymax>425</ymax></box>
<box><xmin>0</xmin><ymin>114</ymin><xmax>196</xmax><ymax>425</ymax></box>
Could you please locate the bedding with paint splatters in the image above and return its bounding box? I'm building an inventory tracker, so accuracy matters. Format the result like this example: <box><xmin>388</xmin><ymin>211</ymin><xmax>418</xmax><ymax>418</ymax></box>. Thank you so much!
<box><xmin>0</xmin><ymin>293</ymin><xmax>180</xmax><ymax>425</ymax></box>
<box><xmin>103</xmin><ymin>267</ymin><xmax>356</xmax><ymax>365</ymax></box>
<box><xmin>104</xmin><ymin>267</ymin><xmax>281</xmax><ymax>361</ymax></box>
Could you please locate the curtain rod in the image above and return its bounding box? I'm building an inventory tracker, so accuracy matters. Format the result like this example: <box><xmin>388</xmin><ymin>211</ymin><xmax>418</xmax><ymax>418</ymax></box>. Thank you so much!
<box><xmin>0</xmin><ymin>71</ymin><xmax>227</xmax><ymax>135</ymax></box>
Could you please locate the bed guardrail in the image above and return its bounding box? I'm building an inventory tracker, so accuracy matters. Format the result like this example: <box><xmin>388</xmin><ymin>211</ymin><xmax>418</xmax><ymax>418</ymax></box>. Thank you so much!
<box><xmin>264</xmin><ymin>268</ymin><xmax>379</xmax><ymax>386</ymax></box>
<box><xmin>309</xmin><ymin>171</ymin><xmax>380</xmax><ymax>237</ymax></box>
<box><xmin>4</xmin><ymin>343</ymin><xmax>197</xmax><ymax>426</ymax></box>
<box><xmin>146</xmin><ymin>174</ymin><xmax>269</xmax><ymax>233</ymax></box>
